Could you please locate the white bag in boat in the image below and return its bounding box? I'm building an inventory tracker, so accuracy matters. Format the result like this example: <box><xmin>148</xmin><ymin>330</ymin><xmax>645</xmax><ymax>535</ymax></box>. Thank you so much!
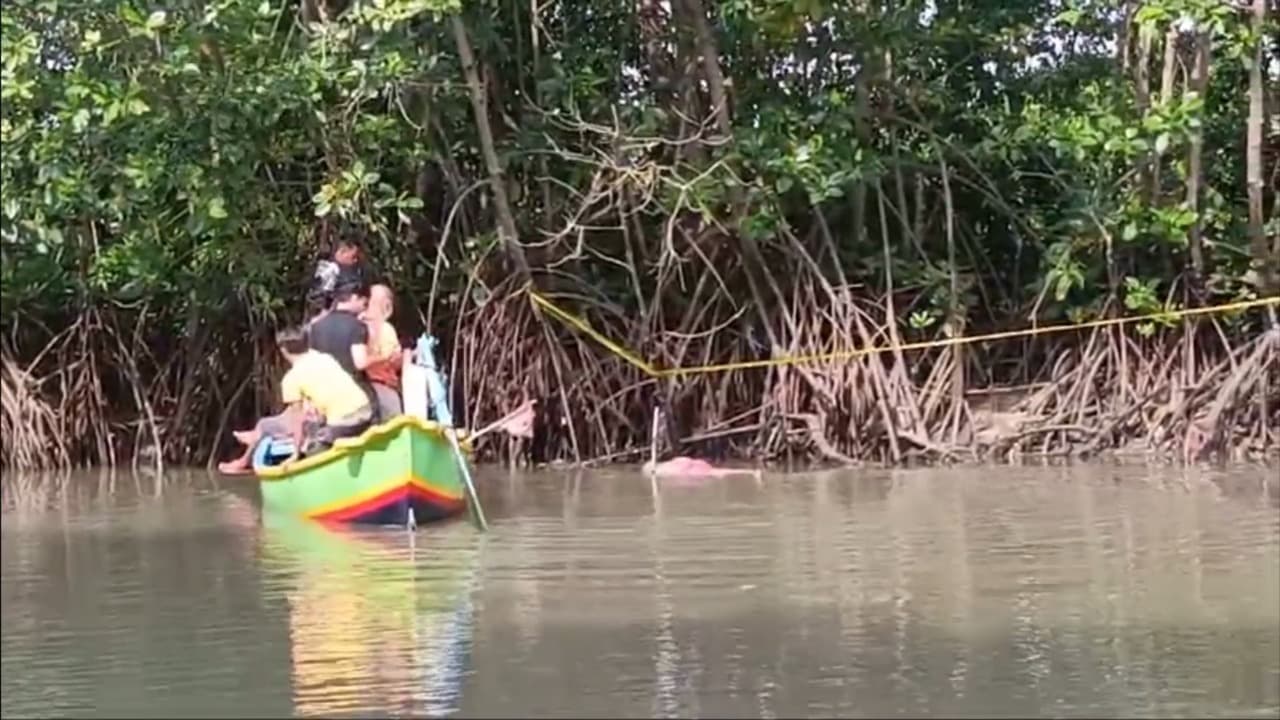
<box><xmin>402</xmin><ymin>353</ymin><xmax>430</xmax><ymax>420</ymax></box>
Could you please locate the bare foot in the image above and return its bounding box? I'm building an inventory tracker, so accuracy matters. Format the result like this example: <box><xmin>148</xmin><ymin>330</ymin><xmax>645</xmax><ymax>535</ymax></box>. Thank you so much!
<box><xmin>232</xmin><ymin>430</ymin><xmax>257</xmax><ymax>446</ymax></box>
<box><xmin>217</xmin><ymin>459</ymin><xmax>254</xmax><ymax>475</ymax></box>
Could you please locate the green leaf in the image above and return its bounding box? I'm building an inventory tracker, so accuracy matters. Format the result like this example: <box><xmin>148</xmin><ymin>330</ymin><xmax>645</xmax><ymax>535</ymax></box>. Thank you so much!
<box><xmin>71</xmin><ymin>108</ymin><xmax>91</xmax><ymax>132</ymax></box>
<box><xmin>908</xmin><ymin>310</ymin><xmax>937</xmax><ymax>330</ymax></box>
<box><xmin>207</xmin><ymin>197</ymin><xmax>227</xmax><ymax>219</ymax></box>
<box><xmin>1055</xmin><ymin>8</ymin><xmax>1082</xmax><ymax>27</ymax></box>
<box><xmin>119</xmin><ymin>4</ymin><xmax>144</xmax><ymax>25</ymax></box>
<box><xmin>1054</xmin><ymin>274</ymin><xmax>1071</xmax><ymax>302</ymax></box>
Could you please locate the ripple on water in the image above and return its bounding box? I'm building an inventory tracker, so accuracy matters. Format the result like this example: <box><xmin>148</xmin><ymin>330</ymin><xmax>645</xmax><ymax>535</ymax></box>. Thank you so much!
<box><xmin>2</xmin><ymin>464</ymin><xmax>1278</xmax><ymax>718</ymax></box>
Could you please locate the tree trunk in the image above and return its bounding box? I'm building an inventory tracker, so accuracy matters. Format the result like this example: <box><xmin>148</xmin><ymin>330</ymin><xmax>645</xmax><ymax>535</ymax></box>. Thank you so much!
<box><xmin>1185</xmin><ymin>29</ymin><xmax>1211</xmax><ymax>302</ymax></box>
<box><xmin>450</xmin><ymin>12</ymin><xmax>531</xmax><ymax>279</ymax></box>
<box><xmin>1117</xmin><ymin>0</ymin><xmax>1135</xmax><ymax>75</ymax></box>
<box><xmin>530</xmin><ymin>0</ymin><xmax>553</xmax><ymax>228</ymax></box>
<box><xmin>1246</xmin><ymin>0</ymin><xmax>1275</xmax><ymax>300</ymax></box>
<box><xmin>940</xmin><ymin>153</ymin><xmax>964</xmax><ymax>442</ymax></box>
<box><xmin>676</xmin><ymin>0</ymin><xmax>785</xmax><ymax>349</ymax></box>
<box><xmin>1135</xmin><ymin>21</ymin><xmax>1153</xmax><ymax>204</ymax></box>
<box><xmin>677</xmin><ymin>0</ymin><xmax>731</xmax><ymax>139</ymax></box>
<box><xmin>1152</xmin><ymin>26</ymin><xmax>1180</xmax><ymax>204</ymax></box>
<box><xmin>851</xmin><ymin>0</ymin><xmax>878</xmax><ymax>256</ymax></box>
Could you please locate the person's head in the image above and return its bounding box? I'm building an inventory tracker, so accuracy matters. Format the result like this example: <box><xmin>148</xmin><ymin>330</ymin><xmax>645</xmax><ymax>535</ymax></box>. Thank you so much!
<box><xmin>276</xmin><ymin>326</ymin><xmax>310</xmax><ymax>363</ymax></box>
<box><xmin>333</xmin><ymin>237</ymin><xmax>361</xmax><ymax>267</ymax></box>
<box><xmin>368</xmin><ymin>284</ymin><xmax>394</xmax><ymax>321</ymax></box>
<box><xmin>332</xmin><ymin>281</ymin><xmax>369</xmax><ymax>314</ymax></box>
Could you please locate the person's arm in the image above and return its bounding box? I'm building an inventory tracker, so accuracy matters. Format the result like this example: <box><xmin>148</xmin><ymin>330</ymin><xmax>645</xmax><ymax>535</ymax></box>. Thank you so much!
<box><xmin>364</xmin><ymin>320</ymin><xmax>388</xmax><ymax>362</ymax></box>
<box><xmin>287</xmin><ymin>406</ymin><xmax>309</xmax><ymax>463</ymax></box>
<box><xmin>280</xmin><ymin>370</ymin><xmax>304</xmax><ymax>463</ymax></box>
<box><xmin>349</xmin><ymin>319</ymin><xmax>370</xmax><ymax>370</ymax></box>
<box><xmin>384</xmin><ymin>322</ymin><xmax>402</xmax><ymax>360</ymax></box>
<box><xmin>351</xmin><ymin>342</ymin><xmax>370</xmax><ymax>370</ymax></box>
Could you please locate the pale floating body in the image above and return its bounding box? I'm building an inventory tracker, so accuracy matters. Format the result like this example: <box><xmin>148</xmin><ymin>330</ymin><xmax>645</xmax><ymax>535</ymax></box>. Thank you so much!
<box><xmin>642</xmin><ymin>456</ymin><xmax>761</xmax><ymax>479</ymax></box>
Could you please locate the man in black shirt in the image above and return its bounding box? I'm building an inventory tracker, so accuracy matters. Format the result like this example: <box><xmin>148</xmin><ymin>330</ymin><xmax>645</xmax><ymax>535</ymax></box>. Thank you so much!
<box><xmin>307</xmin><ymin>281</ymin><xmax>380</xmax><ymax>420</ymax></box>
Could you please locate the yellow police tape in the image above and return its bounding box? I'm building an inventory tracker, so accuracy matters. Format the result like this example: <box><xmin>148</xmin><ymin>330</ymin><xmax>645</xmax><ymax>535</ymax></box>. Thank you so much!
<box><xmin>528</xmin><ymin>291</ymin><xmax>1280</xmax><ymax>379</ymax></box>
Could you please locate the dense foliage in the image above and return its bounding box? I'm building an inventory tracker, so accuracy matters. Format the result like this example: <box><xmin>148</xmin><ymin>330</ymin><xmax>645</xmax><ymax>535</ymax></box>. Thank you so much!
<box><xmin>1</xmin><ymin>0</ymin><xmax>1277</xmax><ymax>469</ymax></box>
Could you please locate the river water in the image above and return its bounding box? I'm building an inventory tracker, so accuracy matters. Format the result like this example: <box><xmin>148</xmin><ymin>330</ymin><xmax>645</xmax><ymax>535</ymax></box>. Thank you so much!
<box><xmin>2</xmin><ymin>464</ymin><xmax>1277</xmax><ymax>718</ymax></box>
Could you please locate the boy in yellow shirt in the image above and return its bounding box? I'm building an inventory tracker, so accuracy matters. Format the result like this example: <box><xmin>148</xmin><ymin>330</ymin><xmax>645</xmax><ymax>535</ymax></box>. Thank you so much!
<box><xmin>217</xmin><ymin>326</ymin><xmax>373</xmax><ymax>473</ymax></box>
<box><xmin>276</xmin><ymin>325</ymin><xmax>374</xmax><ymax>456</ymax></box>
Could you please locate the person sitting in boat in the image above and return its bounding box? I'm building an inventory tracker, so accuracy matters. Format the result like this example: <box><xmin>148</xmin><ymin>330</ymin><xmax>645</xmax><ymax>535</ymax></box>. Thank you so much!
<box><xmin>217</xmin><ymin>282</ymin><xmax>350</xmax><ymax>474</ymax></box>
<box><xmin>218</xmin><ymin>405</ymin><xmax>308</xmax><ymax>474</ymax></box>
<box><xmin>306</xmin><ymin>279</ymin><xmax>380</xmax><ymax>421</ymax></box>
<box><xmin>362</xmin><ymin>283</ymin><xmax>403</xmax><ymax>418</ymax></box>
<box><xmin>275</xmin><ymin>324</ymin><xmax>375</xmax><ymax>457</ymax></box>
<box><xmin>306</xmin><ymin>235</ymin><xmax>367</xmax><ymax>317</ymax></box>
<box><xmin>216</xmin><ymin>326</ymin><xmax>374</xmax><ymax>472</ymax></box>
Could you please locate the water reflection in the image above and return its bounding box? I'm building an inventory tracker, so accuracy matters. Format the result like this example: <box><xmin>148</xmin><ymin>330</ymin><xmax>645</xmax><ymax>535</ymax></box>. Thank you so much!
<box><xmin>1</xmin><ymin>464</ymin><xmax>1277</xmax><ymax>718</ymax></box>
<box><xmin>256</xmin><ymin>508</ymin><xmax>480</xmax><ymax>717</ymax></box>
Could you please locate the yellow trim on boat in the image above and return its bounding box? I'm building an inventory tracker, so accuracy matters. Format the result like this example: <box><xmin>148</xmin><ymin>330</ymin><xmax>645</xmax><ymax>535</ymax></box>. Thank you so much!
<box><xmin>303</xmin><ymin>473</ymin><xmax>465</xmax><ymax>519</ymax></box>
<box><xmin>257</xmin><ymin>414</ymin><xmax>473</xmax><ymax>481</ymax></box>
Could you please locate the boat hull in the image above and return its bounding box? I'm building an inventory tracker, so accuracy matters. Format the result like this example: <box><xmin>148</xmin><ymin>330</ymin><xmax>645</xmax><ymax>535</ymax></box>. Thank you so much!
<box><xmin>252</xmin><ymin>415</ymin><xmax>473</xmax><ymax>526</ymax></box>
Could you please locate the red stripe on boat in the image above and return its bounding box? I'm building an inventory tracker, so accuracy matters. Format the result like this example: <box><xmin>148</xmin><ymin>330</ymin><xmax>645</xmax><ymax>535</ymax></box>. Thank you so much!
<box><xmin>311</xmin><ymin>481</ymin><xmax>465</xmax><ymax>523</ymax></box>
<box><xmin>408</xmin><ymin>483</ymin><xmax>466</xmax><ymax>509</ymax></box>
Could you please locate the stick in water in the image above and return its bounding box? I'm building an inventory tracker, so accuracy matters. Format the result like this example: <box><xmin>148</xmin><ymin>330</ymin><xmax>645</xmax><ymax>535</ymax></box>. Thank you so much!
<box><xmin>469</xmin><ymin>399</ymin><xmax>537</xmax><ymax>443</ymax></box>
<box><xmin>416</xmin><ymin>335</ymin><xmax>488</xmax><ymax>531</ymax></box>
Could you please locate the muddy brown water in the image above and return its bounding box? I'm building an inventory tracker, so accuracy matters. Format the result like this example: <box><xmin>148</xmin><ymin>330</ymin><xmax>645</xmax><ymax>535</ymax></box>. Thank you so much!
<box><xmin>2</xmin><ymin>464</ymin><xmax>1278</xmax><ymax>718</ymax></box>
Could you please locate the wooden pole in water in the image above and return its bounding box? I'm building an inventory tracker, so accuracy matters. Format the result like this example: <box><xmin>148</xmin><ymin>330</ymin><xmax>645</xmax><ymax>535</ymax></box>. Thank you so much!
<box><xmin>649</xmin><ymin>405</ymin><xmax>661</xmax><ymax>508</ymax></box>
<box><xmin>649</xmin><ymin>406</ymin><xmax>661</xmax><ymax>472</ymax></box>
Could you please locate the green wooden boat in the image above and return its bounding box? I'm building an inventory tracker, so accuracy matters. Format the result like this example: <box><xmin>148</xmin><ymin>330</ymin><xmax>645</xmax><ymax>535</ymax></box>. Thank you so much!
<box><xmin>250</xmin><ymin>415</ymin><xmax>474</xmax><ymax>526</ymax></box>
<box><xmin>248</xmin><ymin>334</ymin><xmax>488</xmax><ymax>529</ymax></box>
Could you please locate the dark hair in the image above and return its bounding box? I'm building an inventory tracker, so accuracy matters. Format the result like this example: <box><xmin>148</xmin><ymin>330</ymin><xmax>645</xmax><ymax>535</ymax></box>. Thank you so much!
<box><xmin>276</xmin><ymin>326</ymin><xmax>309</xmax><ymax>355</ymax></box>
<box><xmin>332</xmin><ymin>233</ymin><xmax>362</xmax><ymax>255</ymax></box>
<box><xmin>332</xmin><ymin>280</ymin><xmax>369</xmax><ymax>304</ymax></box>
